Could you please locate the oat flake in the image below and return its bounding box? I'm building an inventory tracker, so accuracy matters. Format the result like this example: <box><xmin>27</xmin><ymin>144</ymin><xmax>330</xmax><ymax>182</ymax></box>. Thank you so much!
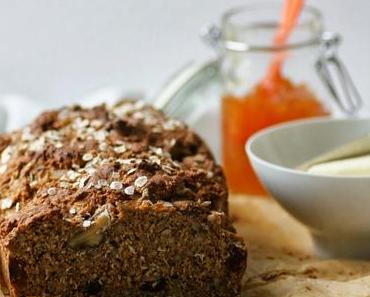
<box><xmin>110</xmin><ymin>181</ymin><xmax>123</xmax><ymax>190</ymax></box>
<box><xmin>98</xmin><ymin>179</ymin><xmax>108</xmax><ymax>187</ymax></box>
<box><xmin>114</xmin><ymin>145</ymin><xmax>127</xmax><ymax>154</ymax></box>
<box><xmin>69</xmin><ymin>207</ymin><xmax>77</xmax><ymax>215</ymax></box>
<box><xmin>94</xmin><ymin>130</ymin><xmax>107</xmax><ymax>142</ymax></box>
<box><xmin>124</xmin><ymin>185</ymin><xmax>135</xmax><ymax>195</ymax></box>
<box><xmin>169</xmin><ymin>138</ymin><xmax>176</xmax><ymax>147</ymax></box>
<box><xmin>91</xmin><ymin>119</ymin><xmax>103</xmax><ymax>129</ymax></box>
<box><xmin>29</xmin><ymin>137</ymin><xmax>45</xmax><ymax>152</ymax></box>
<box><xmin>99</xmin><ymin>142</ymin><xmax>109</xmax><ymax>151</ymax></box>
<box><xmin>1</xmin><ymin>146</ymin><xmax>13</xmax><ymax>164</ymax></box>
<box><xmin>162</xmin><ymin>201</ymin><xmax>173</xmax><ymax>208</ymax></box>
<box><xmin>79</xmin><ymin>176</ymin><xmax>89</xmax><ymax>189</ymax></box>
<box><xmin>86</xmin><ymin>167</ymin><xmax>97</xmax><ymax>176</ymax></box>
<box><xmin>47</xmin><ymin>187</ymin><xmax>57</xmax><ymax>196</ymax></box>
<box><xmin>207</xmin><ymin>171</ymin><xmax>214</xmax><ymax>179</ymax></box>
<box><xmin>127</xmin><ymin>168</ymin><xmax>137</xmax><ymax>175</ymax></box>
<box><xmin>67</xmin><ymin>170</ymin><xmax>80</xmax><ymax>181</ymax></box>
<box><xmin>0</xmin><ymin>198</ymin><xmax>13</xmax><ymax>210</ymax></box>
<box><xmin>82</xmin><ymin>220</ymin><xmax>92</xmax><ymax>228</ymax></box>
<box><xmin>134</xmin><ymin>176</ymin><xmax>148</xmax><ymax>188</ymax></box>
<box><xmin>111</xmin><ymin>172</ymin><xmax>120</xmax><ymax>179</ymax></box>
<box><xmin>0</xmin><ymin>164</ymin><xmax>7</xmax><ymax>174</ymax></box>
<box><xmin>60</xmin><ymin>182</ymin><xmax>70</xmax><ymax>189</ymax></box>
<box><xmin>21</xmin><ymin>127</ymin><xmax>34</xmax><ymax>141</ymax></box>
<box><xmin>82</xmin><ymin>153</ymin><xmax>94</xmax><ymax>162</ymax></box>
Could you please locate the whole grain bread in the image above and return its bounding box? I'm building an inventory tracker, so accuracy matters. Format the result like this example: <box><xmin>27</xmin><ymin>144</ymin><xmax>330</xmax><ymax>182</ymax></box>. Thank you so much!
<box><xmin>0</xmin><ymin>101</ymin><xmax>246</xmax><ymax>297</ymax></box>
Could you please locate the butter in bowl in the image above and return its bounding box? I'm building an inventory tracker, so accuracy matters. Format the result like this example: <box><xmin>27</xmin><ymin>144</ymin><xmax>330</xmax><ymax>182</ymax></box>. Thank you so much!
<box><xmin>299</xmin><ymin>134</ymin><xmax>370</xmax><ymax>176</ymax></box>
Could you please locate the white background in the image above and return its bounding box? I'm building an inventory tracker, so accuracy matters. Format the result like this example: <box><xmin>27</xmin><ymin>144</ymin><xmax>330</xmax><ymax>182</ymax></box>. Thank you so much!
<box><xmin>0</xmin><ymin>0</ymin><xmax>369</xmax><ymax>112</ymax></box>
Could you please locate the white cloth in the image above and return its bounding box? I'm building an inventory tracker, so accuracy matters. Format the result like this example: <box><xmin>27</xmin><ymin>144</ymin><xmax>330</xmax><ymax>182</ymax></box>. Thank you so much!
<box><xmin>0</xmin><ymin>95</ymin><xmax>43</xmax><ymax>131</ymax></box>
<box><xmin>0</xmin><ymin>88</ymin><xmax>133</xmax><ymax>132</ymax></box>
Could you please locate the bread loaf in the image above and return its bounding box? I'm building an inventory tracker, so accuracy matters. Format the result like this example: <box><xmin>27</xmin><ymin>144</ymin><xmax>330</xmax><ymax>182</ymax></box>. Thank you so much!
<box><xmin>0</xmin><ymin>101</ymin><xmax>246</xmax><ymax>297</ymax></box>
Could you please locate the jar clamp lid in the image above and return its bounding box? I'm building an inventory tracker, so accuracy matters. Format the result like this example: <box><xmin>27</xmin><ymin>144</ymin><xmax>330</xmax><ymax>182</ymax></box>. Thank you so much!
<box><xmin>201</xmin><ymin>22</ymin><xmax>362</xmax><ymax>115</ymax></box>
<box><xmin>155</xmin><ymin>6</ymin><xmax>362</xmax><ymax>117</ymax></box>
<box><xmin>316</xmin><ymin>32</ymin><xmax>363</xmax><ymax>115</ymax></box>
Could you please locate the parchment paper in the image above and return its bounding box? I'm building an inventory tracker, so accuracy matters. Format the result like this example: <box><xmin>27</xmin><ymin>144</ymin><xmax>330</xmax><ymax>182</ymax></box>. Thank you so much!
<box><xmin>230</xmin><ymin>196</ymin><xmax>370</xmax><ymax>296</ymax></box>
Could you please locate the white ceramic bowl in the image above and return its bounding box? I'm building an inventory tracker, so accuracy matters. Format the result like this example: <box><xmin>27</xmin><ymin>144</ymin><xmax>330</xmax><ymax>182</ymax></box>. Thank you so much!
<box><xmin>247</xmin><ymin>117</ymin><xmax>370</xmax><ymax>259</ymax></box>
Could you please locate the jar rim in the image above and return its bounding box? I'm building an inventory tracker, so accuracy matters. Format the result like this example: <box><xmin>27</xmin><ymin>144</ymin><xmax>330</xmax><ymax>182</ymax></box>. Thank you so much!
<box><xmin>221</xmin><ymin>3</ymin><xmax>323</xmax><ymax>52</ymax></box>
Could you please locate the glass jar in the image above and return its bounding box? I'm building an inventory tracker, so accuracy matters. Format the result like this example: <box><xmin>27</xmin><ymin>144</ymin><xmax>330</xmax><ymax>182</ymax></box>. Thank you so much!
<box><xmin>202</xmin><ymin>3</ymin><xmax>362</xmax><ymax>196</ymax></box>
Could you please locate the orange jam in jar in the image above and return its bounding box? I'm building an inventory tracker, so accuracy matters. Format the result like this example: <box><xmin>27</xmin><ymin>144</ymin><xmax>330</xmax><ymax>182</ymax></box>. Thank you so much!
<box><xmin>212</xmin><ymin>2</ymin><xmax>332</xmax><ymax>195</ymax></box>
<box><xmin>222</xmin><ymin>76</ymin><xmax>328</xmax><ymax>195</ymax></box>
